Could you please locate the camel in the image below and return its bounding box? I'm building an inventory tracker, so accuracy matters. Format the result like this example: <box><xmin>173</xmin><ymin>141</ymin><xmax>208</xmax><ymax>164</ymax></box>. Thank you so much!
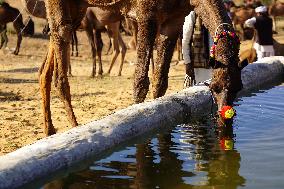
<box><xmin>26</xmin><ymin>0</ymin><xmax>246</xmax><ymax>136</ymax></box>
<box><xmin>239</xmin><ymin>47</ymin><xmax>256</xmax><ymax>63</ymax></box>
<box><xmin>23</xmin><ymin>0</ymin><xmax>127</xmax><ymax>77</ymax></box>
<box><xmin>269</xmin><ymin>2</ymin><xmax>284</xmax><ymax>32</ymax></box>
<box><xmin>230</xmin><ymin>6</ymin><xmax>255</xmax><ymax>40</ymax></box>
<box><xmin>0</xmin><ymin>2</ymin><xmax>25</xmax><ymax>55</ymax></box>
<box><xmin>87</xmin><ymin>7</ymin><xmax>127</xmax><ymax>76</ymax></box>
<box><xmin>21</xmin><ymin>0</ymin><xmax>46</xmax><ymax>19</ymax></box>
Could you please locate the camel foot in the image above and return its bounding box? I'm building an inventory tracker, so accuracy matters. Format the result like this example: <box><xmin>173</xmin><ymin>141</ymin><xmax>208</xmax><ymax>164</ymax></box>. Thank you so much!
<box><xmin>46</xmin><ymin>127</ymin><xmax>57</xmax><ymax>136</ymax></box>
<box><xmin>75</xmin><ymin>52</ymin><xmax>79</xmax><ymax>57</ymax></box>
<box><xmin>97</xmin><ymin>74</ymin><xmax>103</xmax><ymax>79</ymax></box>
<box><xmin>13</xmin><ymin>51</ymin><xmax>19</xmax><ymax>55</ymax></box>
<box><xmin>134</xmin><ymin>88</ymin><xmax>149</xmax><ymax>104</ymax></box>
<box><xmin>98</xmin><ymin>70</ymin><xmax>103</xmax><ymax>75</ymax></box>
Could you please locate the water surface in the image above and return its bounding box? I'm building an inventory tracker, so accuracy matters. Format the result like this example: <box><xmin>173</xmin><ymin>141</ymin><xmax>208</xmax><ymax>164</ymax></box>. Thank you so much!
<box><xmin>36</xmin><ymin>83</ymin><xmax>284</xmax><ymax>189</ymax></box>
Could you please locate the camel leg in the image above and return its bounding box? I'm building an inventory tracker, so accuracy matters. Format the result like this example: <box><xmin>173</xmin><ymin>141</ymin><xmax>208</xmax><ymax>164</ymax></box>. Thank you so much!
<box><xmin>177</xmin><ymin>35</ymin><xmax>183</xmax><ymax>61</ymax></box>
<box><xmin>107</xmin><ymin>22</ymin><xmax>120</xmax><ymax>74</ymax></box>
<box><xmin>105</xmin><ymin>31</ymin><xmax>112</xmax><ymax>55</ymax></box>
<box><xmin>152</xmin><ymin>19</ymin><xmax>184</xmax><ymax>98</ymax></box>
<box><xmin>0</xmin><ymin>26</ymin><xmax>8</xmax><ymax>49</ymax></box>
<box><xmin>13</xmin><ymin>22</ymin><xmax>22</xmax><ymax>55</ymax></box>
<box><xmin>133</xmin><ymin>14</ymin><xmax>158</xmax><ymax>103</ymax></box>
<box><xmin>117</xmin><ymin>31</ymin><xmax>127</xmax><ymax>76</ymax></box>
<box><xmin>46</xmin><ymin>0</ymin><xmax>78</xmax><ymax>128</ymax></box>
<box><xmin>85</xmin><ymin>23</ymin><xmax>97</xmax><ymax>77</ymax></box>
<box><xmin>68</xmin><ymin>33</ymin><xmax>73</xmax><ymax>77</ymax></box>
<box><xmin>71</xmin><ymin>33</ymin><xmax>75</xmax><ymax>56</ymax></box>
<box><xmin>74</xmin><ymin>31</ymin><xmax>79</xmax><ymax>57</ymax></box>
<box><xmin>94</xmin><ymin>30</ymin><xmax>103</xmax><ymax>76</ymax></box>
<box><xmin>39</xmin><ymin>42</ymin><xmax>56</xmax><ymax>136</ymax></box>
<box><xmin>272</xmin><ymin>16</ymin><xmax>277</xmax><ymax>32</ymax></box>
<box><xmin>151</xmin><ymin>56</ymin><xmax>155</xmax><ymax>77</ymax></box>
<box><xmin>128</xmin><ymin>20</ymin><xmax>138</xmax><ymax>50</ymax></box>
<box><xmin>53</xmin><ymin>40</ymin><xmax>78</xmax><ymax>128</ymax></box>
<box><xmin>0</xmin><ymin>33</ymin><xmax>4</xmax><ymax>49</ymax></box>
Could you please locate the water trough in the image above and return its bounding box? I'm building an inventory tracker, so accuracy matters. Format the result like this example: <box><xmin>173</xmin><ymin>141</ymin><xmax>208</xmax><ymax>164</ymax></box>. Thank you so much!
<box><xmin>0</xmin><ymin>56</ymin><xmax>284</xmax><ymax>189</ymax></box>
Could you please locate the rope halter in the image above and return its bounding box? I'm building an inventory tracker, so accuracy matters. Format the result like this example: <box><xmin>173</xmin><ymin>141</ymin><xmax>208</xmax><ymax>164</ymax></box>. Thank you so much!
<box><xmin>209</xmin><ymin>23</ymin><xmax>240</xmax><ymax>67</ymax></box>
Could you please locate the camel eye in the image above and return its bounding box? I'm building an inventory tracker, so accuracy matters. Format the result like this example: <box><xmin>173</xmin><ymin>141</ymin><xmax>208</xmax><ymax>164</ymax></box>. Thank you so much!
<box><xmin>210</xmin><ymin>83</ymin><xmax>222</xmax><ymax>94</ymax></box>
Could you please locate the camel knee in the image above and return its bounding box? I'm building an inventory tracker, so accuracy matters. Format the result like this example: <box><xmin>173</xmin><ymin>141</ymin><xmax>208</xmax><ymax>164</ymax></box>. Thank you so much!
<box><xmin>121</xmin><ymin>44</ymin><xmax>127</xmax><ymax>56</ymax></box>
<box><xmin>113</xmin><ymin>47</ymin><xmax>120</xmax><ymax>55</ymax></box>
<box><xmin>51</xmin><ymin>24</ymin><xmax>73</xmax><ymax>44</ymax></box>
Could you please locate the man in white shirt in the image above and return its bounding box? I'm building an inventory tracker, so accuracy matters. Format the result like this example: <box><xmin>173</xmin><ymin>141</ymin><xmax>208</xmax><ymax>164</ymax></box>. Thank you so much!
<box><xmin>244</xmin><ymin>6</ymin><xmax>274</xmax><ymax>60</ymax></box>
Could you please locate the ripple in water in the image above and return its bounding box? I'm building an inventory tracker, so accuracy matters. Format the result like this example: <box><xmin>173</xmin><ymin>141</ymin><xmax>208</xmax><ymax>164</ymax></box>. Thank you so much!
<box><xmin>38</xmin><ymin>84</ymin><xmax>284</xmax><ymax>189</ymax></box>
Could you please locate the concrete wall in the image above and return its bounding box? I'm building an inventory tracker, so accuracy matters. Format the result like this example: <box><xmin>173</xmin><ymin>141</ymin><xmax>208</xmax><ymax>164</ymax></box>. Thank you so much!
<box><xmin>0</xmin><ymin>56</ymin><xmax>283</xmax><ymax>189</ymax></box>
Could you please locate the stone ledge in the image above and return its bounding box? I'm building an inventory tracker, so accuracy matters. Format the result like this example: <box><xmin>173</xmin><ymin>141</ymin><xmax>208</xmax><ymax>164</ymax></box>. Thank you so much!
<box><xmin>0</xmin><ymin>56</ymin><xmax>283</xmax><ymax>189</ymax></box>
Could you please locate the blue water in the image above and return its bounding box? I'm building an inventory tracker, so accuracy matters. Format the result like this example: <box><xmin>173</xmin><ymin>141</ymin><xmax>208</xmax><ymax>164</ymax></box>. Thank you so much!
<box><xmin>37</xmin><ymin>84</ymin><xmax>284</xmax><ymax>189</ymax></box>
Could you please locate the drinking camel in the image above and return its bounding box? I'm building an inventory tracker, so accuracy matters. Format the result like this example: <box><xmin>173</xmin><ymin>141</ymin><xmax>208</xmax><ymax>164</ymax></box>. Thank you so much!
<box><xmin>22</xmin><ymin>0</ymin><xmax>246</xmax><ymax>135</ymax></box>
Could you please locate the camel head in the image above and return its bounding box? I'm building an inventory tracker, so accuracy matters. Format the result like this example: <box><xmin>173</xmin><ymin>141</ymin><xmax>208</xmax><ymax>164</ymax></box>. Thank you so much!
<box><xmin>208</xmin><ymin>28</ymin><xmax>248</xmax><ymax>119</ymax></box>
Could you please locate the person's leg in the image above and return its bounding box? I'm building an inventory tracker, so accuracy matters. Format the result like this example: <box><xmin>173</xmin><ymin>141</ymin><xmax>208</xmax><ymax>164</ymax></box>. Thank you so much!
<box><xmin>255</xmin><ymin>48</ymin><xmax>263</xmax><ymax>60</ymax></box>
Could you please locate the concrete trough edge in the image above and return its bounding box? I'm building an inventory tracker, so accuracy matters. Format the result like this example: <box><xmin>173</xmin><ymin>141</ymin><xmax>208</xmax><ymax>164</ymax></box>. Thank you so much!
<box><xmin>0</xmin><ymin>56</ymin><xmax>284</xmax><ymax>189</ymax></box>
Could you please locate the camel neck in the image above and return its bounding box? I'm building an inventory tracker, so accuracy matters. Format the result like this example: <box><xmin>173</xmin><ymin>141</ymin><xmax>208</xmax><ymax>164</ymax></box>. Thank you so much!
<box><xmin>192</xmin><ymin>0</ymin><xmax>232</xmax><ymax>37</ymax></box>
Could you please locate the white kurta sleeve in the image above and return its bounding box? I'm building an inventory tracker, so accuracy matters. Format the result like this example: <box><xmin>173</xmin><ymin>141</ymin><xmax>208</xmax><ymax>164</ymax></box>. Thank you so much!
<box><xmin>182</xmin><ymin>11</ymin><xmax>196</xmax><ymax>64</ymax></box>
<box><xmin>244</xmin><ymin>17</ymin><xmax>256</xmax><ymax>28</ymax></box>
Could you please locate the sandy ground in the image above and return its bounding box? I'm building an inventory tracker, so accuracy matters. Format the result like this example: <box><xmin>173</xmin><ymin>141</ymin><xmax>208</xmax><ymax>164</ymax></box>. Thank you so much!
<box><xmin>0</xmin><ymin>0</ymin><xmax>283</xmax><ymax>155</ymax></box>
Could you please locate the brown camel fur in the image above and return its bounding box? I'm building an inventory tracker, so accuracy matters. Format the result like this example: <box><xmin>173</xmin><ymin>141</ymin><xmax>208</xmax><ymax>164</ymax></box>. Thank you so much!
<box><xmin>23</xmin><ymin>0</ymin><xmax>126</xmax><ymax>77</ymax></box>
<box><xmin>239</xmin><ymin>47</ymin><xmax>256</xmax><ymax>63</ymax></box>
<box><xmin>21</xmin><ymin>0</ymin><xmax>46</xmax><ymax>19</ymax></box>
<box><xmin>36</xmin><ymin>0</ymin><xmax>245</xmax><ymax>136</ymax></box>
<box><xmin>269</xmin><ymin>2</ymin><xmax>284</xmax><ymax>31</ymax></box>
<box><xmin>230</xmin><ymin>7</ymin><xmax>255</xmax><ymax>40</ymax></box>
<box><xmin>0</xmin><ymin>2</ymin><xmax>25</xmax><ymax>55</ymax></box>
<box><xmin>87</xmin><ymin>7</ymin><xmax>127</xmax><ymax>76</ymax></box>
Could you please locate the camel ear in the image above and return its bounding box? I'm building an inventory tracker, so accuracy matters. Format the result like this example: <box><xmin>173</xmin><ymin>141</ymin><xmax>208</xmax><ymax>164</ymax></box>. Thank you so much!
<box><xmin>238</xmin><ymin>59</ymin><xmax>248</xmax><ymax>70</ymax></box>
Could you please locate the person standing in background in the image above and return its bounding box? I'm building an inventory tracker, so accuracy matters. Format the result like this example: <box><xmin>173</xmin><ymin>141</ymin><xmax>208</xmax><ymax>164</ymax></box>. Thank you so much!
<box><xmin>244</xmin><ymin>6</ymin><xmax>274</xmax><ymax>60</ymax></box>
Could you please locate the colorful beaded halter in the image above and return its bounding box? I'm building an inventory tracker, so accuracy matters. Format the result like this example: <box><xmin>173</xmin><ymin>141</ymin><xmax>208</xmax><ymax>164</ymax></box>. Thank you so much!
<box><xmin>209</xmin><ymin>23</ymin><xmax>240</xmax><ymax>67</ymax></box>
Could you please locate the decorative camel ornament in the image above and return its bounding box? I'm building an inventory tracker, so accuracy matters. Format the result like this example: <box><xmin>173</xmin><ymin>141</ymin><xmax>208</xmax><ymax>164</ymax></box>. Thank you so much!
<box><xmin>0</xmin><ymin>2</ymin><xmax>25</xmax><ymax>55</ymax></box>
<box><xmin>38</xmin><ymin>0</ymin><xmax>246</xmax><ymax>136</ymax></box>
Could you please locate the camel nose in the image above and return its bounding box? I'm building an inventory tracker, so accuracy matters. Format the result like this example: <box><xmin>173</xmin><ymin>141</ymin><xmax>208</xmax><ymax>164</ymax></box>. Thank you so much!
<box><xmin>217</xmin><ymin>89</ymin><xmax>229</xmax><ymax>111</ymax></box>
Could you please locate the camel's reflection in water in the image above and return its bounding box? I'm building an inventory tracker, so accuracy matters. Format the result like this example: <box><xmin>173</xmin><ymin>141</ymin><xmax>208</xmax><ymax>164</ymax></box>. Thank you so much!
<box><xmin>43</xmin><ymin>121</ymin><xmax>245</xmax><ymax>189</ymax></box>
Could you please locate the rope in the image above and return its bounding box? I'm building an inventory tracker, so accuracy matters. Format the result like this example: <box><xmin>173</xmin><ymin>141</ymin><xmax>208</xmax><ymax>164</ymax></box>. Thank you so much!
<box><xmin>12</xmin><ymin>0</ymin><xmax>30</xmax><ymax>23</ymax></box>
<box><xmin>10</xmin><ymin>0</ymin><xmax>40</xmax><ymax>35</ymax></box>
<box><xmin>20</xmin><ymin>0</ymin><xmax>38</xmax><ymax>34</ymax></box>
<box><xmin>214</xmin><ymin>23</ymin><xmax>233</xmax><ymax>36</ymax></box>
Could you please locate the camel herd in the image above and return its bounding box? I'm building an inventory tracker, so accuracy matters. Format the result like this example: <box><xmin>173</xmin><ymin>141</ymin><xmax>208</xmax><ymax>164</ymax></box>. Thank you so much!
<box><xmin>230</xmin><ymin>1</ymin><xmax>284</xmax><ymax>39</ymax></box>
<box><xmin>0</xmin><ymin>0</ymin><xmax>283</xmax><ymax>137</ymax></box>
